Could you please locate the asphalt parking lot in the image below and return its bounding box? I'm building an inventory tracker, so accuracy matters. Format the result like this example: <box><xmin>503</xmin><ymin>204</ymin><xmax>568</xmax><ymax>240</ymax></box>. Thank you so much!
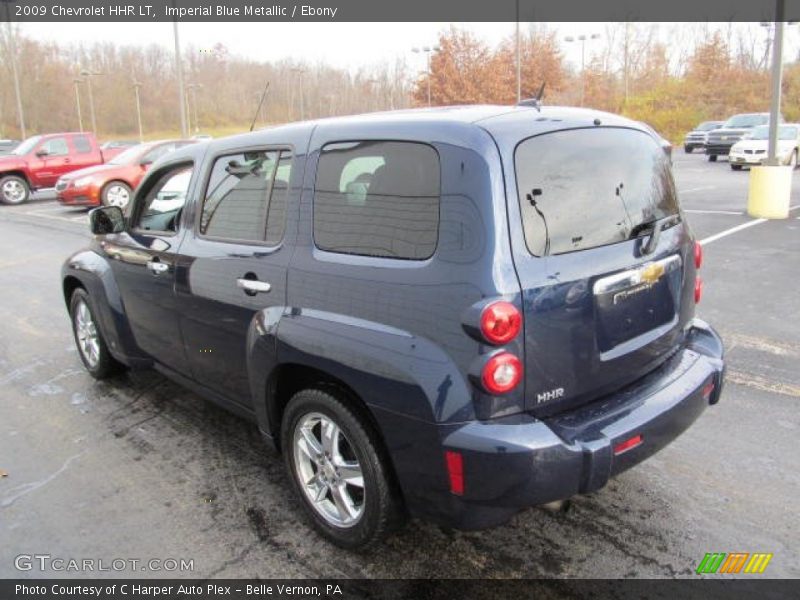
<box><xmin>0</xmin><ymin>151</ymin><xmax>798</xmax><ymax>579</ymax></box>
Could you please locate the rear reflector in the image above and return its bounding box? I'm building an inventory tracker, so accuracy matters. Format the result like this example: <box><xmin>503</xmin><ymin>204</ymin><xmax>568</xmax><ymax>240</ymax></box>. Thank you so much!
<box><xmin>444</xmin><ymin>450</ymin><xmax>464</xmax><ymax>495</ymax></box>
<box><xmin>694</xmin><ymin>241</ymin><xmax>703</xmax><ymax>270</ymax></box>
<box><xmin>694</xmin><ymin>276</ymin><xmax>703</xmax><ymax>304</ymax></box>
<box><xmin>613</xmin><ymin>434</ymin><xmax>643</xmax><ymax>455</ymax></box>
<box><xmin>701</xmin><ymin>381</ymin><xmax>715</xmax><ymax>400</ymax></box>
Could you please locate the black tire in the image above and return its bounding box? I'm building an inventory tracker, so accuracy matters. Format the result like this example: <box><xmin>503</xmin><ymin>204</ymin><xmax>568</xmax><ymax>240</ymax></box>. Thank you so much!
<box><xmin>281</xmin><ymin>388</ymin><xmax>404</xmax><ymax>549</ymax></box>
<box><xmin>731</xmin><ymin>164</ymin><xmax>742</xmax><ymax>171</ymax></box>
<box><xmin>69</xmin><ymin>288</ymin><xmax>125</xmax><ymax>379</ymax></box>
<box><xmin>789</xmin><ymin>150</ymin><xmax>798</xmax><ymax>170</ymax></box>
<box><xmin>684</xmin><ymin>145</ymin><xmax>693</xmax><ymax>153</ymax></box>
<box><xmin>708</xmin><ymin>154</ymin><xmax>718</xmax><ymax>162</ymax></box>
<box><xmin>0</xmin><ymin>174</ymin><xmax>30</xmax><ymax>205</ymax></box>
<box><xmin>101</xmin><ymin>181</ymin><xmax>133</xmax><ymax>209</ymax></box>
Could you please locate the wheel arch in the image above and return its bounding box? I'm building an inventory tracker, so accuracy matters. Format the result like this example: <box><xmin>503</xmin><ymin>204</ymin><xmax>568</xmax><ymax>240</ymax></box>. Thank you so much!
<box><xmin>0</xmin><ymin>170</ymin><xmax>31</xmax><ymax>186</ymax></box>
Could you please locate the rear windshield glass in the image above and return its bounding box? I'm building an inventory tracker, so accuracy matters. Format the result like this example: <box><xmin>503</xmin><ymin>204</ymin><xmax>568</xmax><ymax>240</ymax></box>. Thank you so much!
<box><xmin>515</xmin><ymin>127</ymin><xmax>679</xmax><ymax>256</ymax></box>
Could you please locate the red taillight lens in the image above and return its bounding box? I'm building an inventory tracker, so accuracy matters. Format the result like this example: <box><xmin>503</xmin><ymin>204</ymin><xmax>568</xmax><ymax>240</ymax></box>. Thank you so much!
<box><xmin>694</xmin><ymin>276</ymin><xmax>703</xmax><ymax>304</ymax></box>
<box><xmin>694</xmin><ymin>242</ymin><xmax>703</xmax><ymax>270</ymax></box>
<box><xmin>481</xmin><ymin>352</ymin><xmax>523</xmax><ymax>395</ymax></box>
<box><xmin>480</xmin><ymin>301</ymin><xmax>521</xmax><ymax>345</ymax></box>
<box><xmin>444</xmin><ymin>450</ymin><xmax>464</xmax><ymax>495</ymax></box>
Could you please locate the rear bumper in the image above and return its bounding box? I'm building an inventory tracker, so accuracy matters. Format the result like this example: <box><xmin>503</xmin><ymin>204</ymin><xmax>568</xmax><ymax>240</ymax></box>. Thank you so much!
<box><xmin>706</xmin><ymin>143</ymin><xmax>734</xmax><ymax>156</ymax></box>
<box><xmin>402</xmin><ymin>319</ymin><xmax>724</xmax><ymax>529</ymax></box>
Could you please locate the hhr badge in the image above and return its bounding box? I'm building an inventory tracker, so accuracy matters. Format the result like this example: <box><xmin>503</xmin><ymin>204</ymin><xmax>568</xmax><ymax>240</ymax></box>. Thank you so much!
<box><xmin>537</xmin><ymin>388</ymin><xmax>565</xmax><ymax>403</ymax></box>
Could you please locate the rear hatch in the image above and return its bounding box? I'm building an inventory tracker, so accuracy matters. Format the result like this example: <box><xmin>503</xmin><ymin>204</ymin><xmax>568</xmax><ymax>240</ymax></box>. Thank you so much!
<box><xmin>511</xmin><ymin>126</ymin><xmax>695</xmax><ymax>417</ymax></box>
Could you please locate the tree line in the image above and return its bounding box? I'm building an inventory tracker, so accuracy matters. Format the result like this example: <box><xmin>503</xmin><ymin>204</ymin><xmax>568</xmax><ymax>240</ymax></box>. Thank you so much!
<box><xmin>1</xmin><ymin>23</ymin><xmax>798</xmax><ymax>144</ymax></box>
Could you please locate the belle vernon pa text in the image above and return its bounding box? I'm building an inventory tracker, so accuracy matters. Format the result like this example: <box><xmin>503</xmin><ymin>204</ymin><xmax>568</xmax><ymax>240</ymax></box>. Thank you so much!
<box><xmin>16</xmin><ymin>583</ymin><xmax>344</xmax><ymax>597</ymax></box>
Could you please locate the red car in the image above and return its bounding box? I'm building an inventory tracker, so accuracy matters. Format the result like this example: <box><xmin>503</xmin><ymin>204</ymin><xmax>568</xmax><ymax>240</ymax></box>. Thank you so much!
<box><xmin>56</xmin><ymin>139</ymin><xmax>192</xmax><ymax>209</ymax></box>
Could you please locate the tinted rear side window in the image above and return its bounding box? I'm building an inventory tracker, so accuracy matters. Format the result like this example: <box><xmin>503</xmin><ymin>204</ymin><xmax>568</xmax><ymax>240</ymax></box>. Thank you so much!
<box><xmin>314</xmin><ymin>141</ymin><xmax>440</xmax><ymax>260</ymax></box>
<box><xmin>73</xmin><ymin>135</ymin><xmax>92</xmax><ymax>153</ymax></box>
<box><xmin>515</xmin><ymin>127</ymin><xmax>679</xmax><ymax>256</ymax></box>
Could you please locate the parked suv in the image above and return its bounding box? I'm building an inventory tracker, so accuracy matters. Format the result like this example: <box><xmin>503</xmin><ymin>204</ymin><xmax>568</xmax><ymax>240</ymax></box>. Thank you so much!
<box><xmin>62</xmin><ymin>106</ymin><xmax>725</xmax><ymax>548</ymax></box>
<box><xmin>705</xmin><ymin>113</ymin><xmax>772</xmax><ymax>161</ymax></box>
<box><xmin>683</xmin><ymin>120</ymin><xmax>723</xmax><ymax>153</ymax></box>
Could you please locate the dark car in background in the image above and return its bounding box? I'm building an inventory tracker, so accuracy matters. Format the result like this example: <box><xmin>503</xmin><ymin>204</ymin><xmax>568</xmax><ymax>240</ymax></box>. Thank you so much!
<box><xmin>683</xmin><ymin>120</ymin><xmax>723</xmax><ymax>153</ymax></box>
<box><xmin>62</xmin><ymin>105</ymin><xmax>725</xmax><ymax>548</ymax></box>
<box><xmin>705</xmin><ymin>113</ymin><xmax>773</xmax><ymax>161</ymax></box>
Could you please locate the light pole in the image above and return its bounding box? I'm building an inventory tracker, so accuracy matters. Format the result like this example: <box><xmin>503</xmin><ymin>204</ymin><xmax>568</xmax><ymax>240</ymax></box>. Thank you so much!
<box><xmin>172</xmin><ymin>13</ymin><xmax>188</xmax><ymax>138</ymax></box>
<box><xmin>186</xmin><ymin>83</ymin><xmax>202</xmax><ymax>134</ymax></box>
<box><xmin>291</xmin><ymin>67</ymin><xmax>306</xmax><ymax>120</ymax></box>
<box><xmin>564</xmin><ymin>33</ymin><xmax>601</xmax><ymax>107</ymax></box>
<box><xmin>515</xmin><ymin>0</ymin><xmax>521</xmax><ymax>103</ymax></box>
<box><xmin>80</xmin><ymin>69</ymin><xmax>101</xmax><ymax>134</ymax></box>
<box><xmin>765</xmin><ymin>14</ymin><xmax>784</xmax><ymax>166</ymax></box>
<box><xmin>132</xmin><ymin>79</ymin><xmax>143</xmax><ymax>142</ymax></box>
<box><xmin>73</xmin><ymin>78</ymin><xmax>84</xmax><ymax>133</ymax></box>
<box><xmin>412</xmin><ymin>45</ymin><xmax>440</xmax><ymax>107</ymax></box>
<box><xmin>5</xmin><ymin>21</ymin><xmax>26</xmax><ymax>138</ymax></box>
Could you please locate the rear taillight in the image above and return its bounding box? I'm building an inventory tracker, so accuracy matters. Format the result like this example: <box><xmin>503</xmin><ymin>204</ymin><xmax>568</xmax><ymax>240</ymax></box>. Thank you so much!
<box><xmin>694</xmin><ymin>276</ymin><xmax>703</xmax><ymax>304</ymax></box>
<box><xmin>481</xmin><ymin>352</ymin><xmax>523</xmax><ymax>395</ymax></box>
<box><xmin>480</xmin><ymin>301</ymin><xmax>521</xmax><ymax>345</ymax></box>
<box><xmin>694</xmin><ymin>242</ymin><xmax>703</xmax><ymax>269</ymax></box>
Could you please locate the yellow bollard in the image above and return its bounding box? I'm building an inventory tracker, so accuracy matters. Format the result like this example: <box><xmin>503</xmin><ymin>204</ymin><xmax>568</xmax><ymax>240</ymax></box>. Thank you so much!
<box><xmin>747</xmin><ymin>165</ymin><xmax>792</xmax><ymax>219</ymax></box>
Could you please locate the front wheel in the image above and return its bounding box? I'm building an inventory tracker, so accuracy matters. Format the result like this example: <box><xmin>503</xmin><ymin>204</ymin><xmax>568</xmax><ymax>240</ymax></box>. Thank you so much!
<box><xmin>101</xmin><ymin>181</ymin><xmax>132</xmax><ymax>209</ymax></box>
<box><xmin>708</xmin><ymin>154</ymin><xmax>718</xmax><ymax>162</ymax></box>
<box><xmin>282</xmin><ymin>389</ymin><xmax>404</xmax><ymax>549</ymax></box>
<box><xmin>70</xmin><ymin>288</ymin><xmax>125</xmax><ymax>379</ymax></box>
<box><xmin>789</xmin><ymin>150</ymin><xmax>798</xmax><ymax>170</ymax></box>
<box><xmin>0</xmin><ymin>175</ymin><xmax>30</xmax><ymax>205</ymax></box>
<box><xmin>731</xmin><ymin>164</ymin><xmax>742</xmax><ymax>171</ymax></box>
<box><xmin>684</xmin><ymin>145</ymin><xmax>693</xmax><ymax>153</ymax></box>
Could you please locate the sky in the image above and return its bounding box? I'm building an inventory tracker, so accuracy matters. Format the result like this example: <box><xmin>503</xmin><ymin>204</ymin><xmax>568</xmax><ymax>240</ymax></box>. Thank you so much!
<box><xmin>18</xmin><ymin>21</ymin><xmax>800</xmax><ymax>73</ymax></box>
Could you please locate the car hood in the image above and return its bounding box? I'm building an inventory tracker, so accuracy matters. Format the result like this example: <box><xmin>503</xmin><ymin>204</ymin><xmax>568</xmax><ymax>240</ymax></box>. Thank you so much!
<box><xmin>732</xmin><ymin>139</ymin><xmax>795</xmax><ymax>151</ymax></box>
<box><xmin>709</xmin><ymin>128</ymin><xmax>749</xmax><ymax>138</ymax></box>
<box><xmin>59</xmin><ymin>163</ymin><xmax>124</xmax><ymax>181</ymax></box>
<box><xmin>0</xmin><ymin>154</ymin><xmax>27</xmax><ymax>170</ymax></box>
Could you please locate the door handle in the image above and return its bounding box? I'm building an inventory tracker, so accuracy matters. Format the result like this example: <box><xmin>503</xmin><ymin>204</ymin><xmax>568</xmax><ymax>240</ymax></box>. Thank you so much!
<box><xmin>236</xmin><ymin>278</ymin><xmax>271</xmax><ymax>294</ymax></box>
<box><xmin>146</xmin><ymin>260</ymin><xmax>169</xmax><ymax>275</ymax></box>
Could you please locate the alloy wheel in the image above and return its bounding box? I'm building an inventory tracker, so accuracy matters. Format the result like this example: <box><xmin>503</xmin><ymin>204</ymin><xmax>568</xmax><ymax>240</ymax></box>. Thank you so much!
<box><xmin>292</xmin><ymin>412</ymin><xmax>365</xmax><ymax>528</ymax></box>
<box><xmin>74</xmin><ymin>299</ymin><xmax>100</xmax><ymax>368</ymax></box>
<box><xmin>2</xmin><ymin>179</ymin><xmax>25</xmax><ymax>203</ymax></box>
<box><xmin>106</xmin><ymin>185</ymin><xmax>130</xmax><ymax>208</ymax></box>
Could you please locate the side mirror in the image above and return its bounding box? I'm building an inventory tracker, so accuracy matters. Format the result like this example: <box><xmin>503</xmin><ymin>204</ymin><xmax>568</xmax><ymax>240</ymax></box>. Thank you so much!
<box><xmin>35</xmin><ymin>149</ymin><xmax>48</xmax><ymax>158</ymax></box>
<box><xmin>89</xmin><ymin>206</ymin><xmax>125</xmax><ymax>235</ymax></box>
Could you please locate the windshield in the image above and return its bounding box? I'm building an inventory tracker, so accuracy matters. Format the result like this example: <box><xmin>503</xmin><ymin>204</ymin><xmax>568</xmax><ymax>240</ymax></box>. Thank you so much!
<box><xmin>515</xmin><ymin>127</ymin><xmax>679</xmax><ymax>256</ymax></box>
<box><xmin>724</xmin><ymin>114</ymin><xmax>768</xmax><ymax>129</ymax></box>
<box><xmin>12</xmin><ymin>136</ymin><xmax>42</xmax><ymax>155</ymax></box>
<box><xmin>108</xmin><ymin>144</ymin><xmax>146</xmax><ymax>165</ymax></box>
<box><xmin>747</xmin><ymin>125</ymin><xmax>797</xmax><ymax>141</ymax></box>
<box><xmin>697</xmin><ymin>121</ymin><xmax>721</xmax><ymax>131</ymax></box>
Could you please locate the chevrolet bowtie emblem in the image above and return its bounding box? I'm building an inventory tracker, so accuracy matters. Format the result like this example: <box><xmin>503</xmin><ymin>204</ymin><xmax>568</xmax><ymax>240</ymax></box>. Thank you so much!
<box><xmin>640</xmin><ymin>262</ymin><xmax>665</xmax><ymax>284</ymax></box>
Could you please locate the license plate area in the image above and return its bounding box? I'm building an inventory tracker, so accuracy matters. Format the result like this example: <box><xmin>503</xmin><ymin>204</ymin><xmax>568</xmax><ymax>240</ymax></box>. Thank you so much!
<box><xmin>593</xmin><ymin>255</ymin><xmax>682</xmax><ymax>352</ymax></box>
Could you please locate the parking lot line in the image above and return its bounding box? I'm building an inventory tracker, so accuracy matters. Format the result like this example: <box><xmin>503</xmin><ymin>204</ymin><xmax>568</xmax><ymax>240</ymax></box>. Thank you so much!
<box><xmin>679</xmin><ymin>186</ymin><xmax>715</xmax><ymax>194</ymax></box>
<box><xmin>700</xmin><ymin>205</ymin><xmax>800</xmax><ymax>246</ymax></box>
<box><xmin>685</xmin><ymin>209</ymin><xmax>743</xmax><ymax>215</ymax></box>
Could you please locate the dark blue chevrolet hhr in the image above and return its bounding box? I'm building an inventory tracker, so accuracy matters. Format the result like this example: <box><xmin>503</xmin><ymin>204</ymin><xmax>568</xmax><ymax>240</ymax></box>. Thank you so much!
<box><xmin>62</xmin><ymin>105</ymin><xmax>725</xmax><ymax>548</ymax></box>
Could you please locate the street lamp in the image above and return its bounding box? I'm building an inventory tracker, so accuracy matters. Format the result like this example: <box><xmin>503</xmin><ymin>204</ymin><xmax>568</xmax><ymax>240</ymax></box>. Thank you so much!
<box><xmin>132</xmin><ymin>79</ymin><xmax>144</xmax><ymax>142</ymax></box>
<box><xmin>564</xmin><ymin>33</ymin><xmax>601</xmax><ymax>107</ymax></box>
<box><xmin>73</xmin><ymin>78</ymin><xmax>84</xmax><ymax>133</ymax></box>
<box><xmin>185</xmin><ymin>83</ymin><xmax>203</xmax><ymax>134</ymax></box>
<box><xmin>80</xmin><ymin>69</ymin><xmax>102</xmax><ymax>134</ymax></box>
<box><xmin>412</xmin><ymin>45</ymin><xmax>440</xmax><ymax>107</ymax></box>
<box><xmin>291</xmin><ymin>67</ymin><xmax>307</xmax><ymax>120</ymax></box>
<box><xmin>172</xmin><ymin>7</ymin><xmax>188</xmax><ymax>138</ymax></box>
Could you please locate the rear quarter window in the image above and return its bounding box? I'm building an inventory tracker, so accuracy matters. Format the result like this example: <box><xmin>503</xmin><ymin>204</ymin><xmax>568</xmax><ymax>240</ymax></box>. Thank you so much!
<box><xmin>313</xmin><ymin>141</ymin><xmax>440</xmax><ymax>260</ymax></box>
<box><xmin>515</xmin><ymin>127</ymin><xmax>679</xmax><ymax>256</ymax></box>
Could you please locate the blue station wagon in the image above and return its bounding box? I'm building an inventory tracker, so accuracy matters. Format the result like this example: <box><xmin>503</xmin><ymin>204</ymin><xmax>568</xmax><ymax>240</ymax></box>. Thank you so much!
<box><xmin>62</xmin><ymin>105</ymin><xmax>725</xmax><ymax>548</ymax></box>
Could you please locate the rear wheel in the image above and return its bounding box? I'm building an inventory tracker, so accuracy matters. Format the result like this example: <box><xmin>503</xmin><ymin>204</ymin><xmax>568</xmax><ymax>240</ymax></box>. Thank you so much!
<box><xmin>281</xmin><ymin>389</ymin><xmax>404</xmax><ymax>549</ymax></box>
<box><xmin>0</xmin><ymin>175</ymin><xmax>30</xmax><ymax>205</ymax></box>
<box><xmin>708</xmin><ymin>154</ymin><xmax>718</xmax><ymax>162</ymax></box>
<box><xmin>684</xmin><ymin>145</ymin><xmax>693</xmax><ymax>153</ymax></box>
<box><xmin>789</xmin><ymin>150</ymin><xmax>798</xmax><ymax>169</ymax></box>
<box><xmin>101</xmin><ymin>181</ymin><xmax>132</xmax><ymax>209</ymax></box>
<box><xmin>730</xmin><ymin>164</ymin><xmax>742</xmax><ymax>171</ymax></box>
<box><xmin>69</xmin><ymin>288</ymin><xmax>124</xmax><ymax>379</ymax></box>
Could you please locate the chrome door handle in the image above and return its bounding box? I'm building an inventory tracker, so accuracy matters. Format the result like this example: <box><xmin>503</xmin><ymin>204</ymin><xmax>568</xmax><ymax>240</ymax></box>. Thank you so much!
<box><xmin>236</xmin><ymin>278</ymin><xmax>271</xmax><ymax>294</ymax></box>
<box><xmin>146</xmin><ymin>260</ymin><xmax>169</xmax><ymax>274</ymax></box>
